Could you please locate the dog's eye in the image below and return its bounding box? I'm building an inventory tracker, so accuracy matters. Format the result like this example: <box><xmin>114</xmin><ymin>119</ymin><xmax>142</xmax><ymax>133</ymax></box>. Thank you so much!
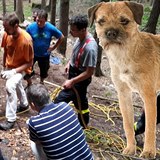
<box><xmin>120</xmin><ymin>17</ymin><xmax>129</xmax><ymax>25</ymax></box>
<box><xmin>97</xmin><ymin>19</ymin><xmax>105</xmax><ymax>26</ymax></box>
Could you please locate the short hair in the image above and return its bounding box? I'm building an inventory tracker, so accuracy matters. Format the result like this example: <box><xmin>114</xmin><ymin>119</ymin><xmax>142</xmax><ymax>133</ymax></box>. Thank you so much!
<box><xmin>26</xmin><ymin>84</ymin><xmax>51</xmax><ymax>109</ymax></box>
<box><xmin>69</xmin><ymin>14</ymin><xmax>88</xmax><ymax>30</ymax></box>
<box><xmin>32</xmin><ymin>8</ymin><xmax>39</xmax><ymax>16</ymax></box>
<box><xmin>3</xmin><ymin>12</ymin><xmax>19</xmax><ymax>27</ymax></box>
<box><xmin>37</xmin><ymin>9</ymin><xmax>48</xmax><ymax>21</ymax></box>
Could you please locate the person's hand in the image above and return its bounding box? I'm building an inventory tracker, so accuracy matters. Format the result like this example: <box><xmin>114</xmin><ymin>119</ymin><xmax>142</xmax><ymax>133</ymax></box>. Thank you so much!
<box><xmin>1</xmin><ymin>69</ymin><xmax>16</xmax><ymax>79</ymax></box>
<box><xmin>62</xmin><ymin>79</ymin><xmax>74</xmax><ymax>89</ymax></box>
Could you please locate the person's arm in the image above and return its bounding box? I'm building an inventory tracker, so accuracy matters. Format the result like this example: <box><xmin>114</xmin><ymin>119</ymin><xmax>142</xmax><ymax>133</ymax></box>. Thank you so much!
<box><xmin>1</xmin><ymin>60</ymin><xmax>33</xmax><ymax>79</ymax></box>
<box><xmin>62</xmin><ymin>67</ymin><xmax>94</xmax><ymax>89</ymax></box>
<box><xmin>14</xmin><ymin>60</ymin><xmax>33</xmax><ymax>73</ymax></box>
<box><xmin>48</xmin><ymin>34</ymin><xmax>64</xmax><ymax>52</ymax></box>
<box><xmin>1</xmin><ymin>33</ymin><xmax>7</xmax><ymax>69</ymax></box>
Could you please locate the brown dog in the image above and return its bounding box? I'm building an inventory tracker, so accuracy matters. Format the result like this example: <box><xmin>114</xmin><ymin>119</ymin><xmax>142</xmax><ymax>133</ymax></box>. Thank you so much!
<box><xmin>88</xmin><ymin>1</ymin><xmax>160</xmax><ymax>159</ymax></box>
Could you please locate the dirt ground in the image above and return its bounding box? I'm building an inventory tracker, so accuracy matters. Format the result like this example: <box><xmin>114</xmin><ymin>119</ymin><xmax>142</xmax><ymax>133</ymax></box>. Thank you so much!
<box><xmin>0</xmin><ymin>40</ymin><xmax>160</xmax><ymax>160</ymax></box>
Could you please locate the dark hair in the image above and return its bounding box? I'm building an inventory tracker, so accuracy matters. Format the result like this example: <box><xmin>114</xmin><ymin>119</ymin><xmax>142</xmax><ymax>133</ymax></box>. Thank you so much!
<box><xmin>32</xmin><ymin>8</ymin><xmax>39</xmax><ymax>16</ymax></box>
<box><xmin>37</xmin><ymin>9</ymin><xmax>48</xmax><ymax>21</ymax></box>
<box><xmin>26</xmin><ymin>84</ymin><xmax>51</xmax><ymax>108</ymax></box>
<box><xmin>69</xmin><ymin>14</ymin><xmax>88</xmax><ymax>30</ymax></box>
<box><xmin>3</xmin><ymin>12</ymin><xmax>19</xmax><ymax>27</ymax></box>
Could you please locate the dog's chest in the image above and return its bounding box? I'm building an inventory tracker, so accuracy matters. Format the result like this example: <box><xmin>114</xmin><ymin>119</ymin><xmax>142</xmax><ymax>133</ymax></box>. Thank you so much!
<box><xmin>106</xmin><ymin>46</ymin><xmax>138</xmax><ymax>90</ymax></box>
<box><xmin>106</xmin><ymin>46</ymin><xmax>132</xmax><ymax>72</ymax></box>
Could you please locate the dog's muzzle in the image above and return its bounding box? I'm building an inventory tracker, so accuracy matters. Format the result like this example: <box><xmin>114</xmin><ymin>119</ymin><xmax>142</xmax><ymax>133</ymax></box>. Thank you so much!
<box><xmin>105</xmin><ymin>28</ymin><xmax>119</xmax><ymax>41</ymax></box>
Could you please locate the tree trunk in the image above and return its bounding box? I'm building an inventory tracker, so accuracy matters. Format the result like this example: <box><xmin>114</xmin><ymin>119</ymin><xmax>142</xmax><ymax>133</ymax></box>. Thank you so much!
<box><xmin>14</xmin><ymin>0</ymin><xmax>16</xmax><ymax>11</ymax></box>
<box><xmin>41</xmin><ymin>0</ymin><xmax>46</xmax><ymax>9</ymax></box>
<box><xmin>94</xmin><ymin>32</ymin><xmax>104</xmax><ymax>77</ymax></box>
<box><xmin>50</xmin><ymin>0</ymin><xmax>56</xmax><ymax>25</ymax></box>
<box><xmin>16</xmin><ymin>0</ymin><xmax>24</xmax><ymax>23</ymax></box>
<box><xmin>58</xmin><ymin>0</ymin><xmax>70</xmax><ymax>56</ymax></box>
<box><xmin>2</xmin><ymin>0</ymin><xmax>6</xmax><ymax>16</ymax></box>
<box><xmin>94</xmin><ymin>0</ymin><xmax>110</xmax><ymax>77</ymax></box>
<box><xmin>143</xmin><ymin>0</ymin><xmax>160</xmax><ymax>34</ymax></box>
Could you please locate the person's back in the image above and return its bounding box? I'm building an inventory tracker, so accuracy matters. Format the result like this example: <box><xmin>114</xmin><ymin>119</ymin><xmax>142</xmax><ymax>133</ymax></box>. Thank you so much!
<box><xmin>26</xmin><ymin>84</ymin><xmax>93</xmax><ymax>160</ymax></box>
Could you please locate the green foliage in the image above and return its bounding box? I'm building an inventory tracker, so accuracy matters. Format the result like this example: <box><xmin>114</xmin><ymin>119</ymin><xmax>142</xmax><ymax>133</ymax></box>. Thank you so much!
<box><xmin>0</xmin><ymin>0</ymin><xmax>159</xmax><ymax>32</ymax></box>
<box><xmin>140</xmin><ymin>5</ymin><xmax>151</xmax><ymax>29</ymax></box>
<box><xmin>0</xmin><ymin>1</ymin><xmax>33</xmax><ymax>21</ymax></box>
<box><xmin>140</xmin><ymin>5</ymin><xmax>160</xmax><ymax>32</ymax></box>
<box><xmin>23</xmin><ymin>3</ymin><xmax>32</xmax><ymax>21</ymax></box>
<box><xmin>0</xmin><ymin>1</ymin><xmax>14</xmax><ymax>13</ymax></box>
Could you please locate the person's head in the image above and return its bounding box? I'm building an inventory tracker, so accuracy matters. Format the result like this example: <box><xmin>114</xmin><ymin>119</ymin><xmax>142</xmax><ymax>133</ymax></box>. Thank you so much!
<box><xmin>32</xmin><ymin>9</ymin><xmax>39</xmax><ymax>22</ymax></box>
<box><xmin>3</xmin><ymin>12</ymin><xmax>19</xmax><ymax>36</ymax></box>
<box><xmin>26</xmin><ymin>84</ymin><xmax>51</xmax><ymax>112</ymax></box>
<box><xmin>69</xmin><ymin>14</ymin><xmax>88</xmax><ymax>37</ymax></box>
<box><xmin>36</xmin><ymin>9</ymin><xmax>48</xmax><ymax>28</ymax></box>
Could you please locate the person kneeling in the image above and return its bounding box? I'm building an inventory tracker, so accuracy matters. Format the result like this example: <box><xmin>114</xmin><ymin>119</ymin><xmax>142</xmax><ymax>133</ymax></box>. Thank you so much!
<box><xmin>26</xmin><ymin>84</ymin><xmax>93</xmax><ymax>160</ymax></box>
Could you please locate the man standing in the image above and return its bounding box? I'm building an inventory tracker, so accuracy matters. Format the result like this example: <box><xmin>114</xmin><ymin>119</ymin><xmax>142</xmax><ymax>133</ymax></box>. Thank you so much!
<box><xmin>26</xmin><ymin>84</ymin><xmax>94</xmax><ymax>160</ymax></box>
<box><xmin>26</xmin><ymin>9</ymin><xmax>64</xmax><ymax>84</ymax></box>
<box><xmin>0</xmin><ymin>12</ymin><xmax>34</xmax><ymax>130</ymax></box>
<box><xmin>54</xmin><ymin>14</ymin><xmax>98</xmax><ymax>128</ymax></box>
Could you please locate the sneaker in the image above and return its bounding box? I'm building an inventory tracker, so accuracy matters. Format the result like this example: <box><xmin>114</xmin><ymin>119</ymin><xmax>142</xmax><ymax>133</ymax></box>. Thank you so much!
<box><xmin>134</xmin><ymin>111</ymin><xmax>145</xmax><ymax>136</ymax></box>
<box><xmin>134</xmin><ymin>121</ymin><xmax>145</xmax><ymax>136</ymax></box>
<box><xmin>0</xmin><ymin>121</ymin><xmax>15</xmax><ymax>130</ymax></box>
<box><xmin>16</xmin><ymin>105</ymin><xmax>29</xmax><ymax>113</ymax></box>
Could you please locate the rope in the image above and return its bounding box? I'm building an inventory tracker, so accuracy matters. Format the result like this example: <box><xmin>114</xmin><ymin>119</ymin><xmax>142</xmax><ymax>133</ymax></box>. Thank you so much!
<box><xmin>72</xmin><ymin>86</ymin><xmax>88</xmax><ymax>129</ymax></box>
<box><xmin>1</xmin><ymin>84</ymin><xmax>160</xmax><ymax>159</ymax></box>
<box><xmin>49</xmin><ymin>86</ymin><xmax>160</xmax><ymax>159</ymax></box>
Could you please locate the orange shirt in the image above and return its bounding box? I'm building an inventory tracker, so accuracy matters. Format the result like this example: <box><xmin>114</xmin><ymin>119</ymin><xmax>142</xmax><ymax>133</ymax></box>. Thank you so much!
<box><xmin>1</xmin><ymin>28</ymin><xmax>34</xmax><ymax>74</ymax></box>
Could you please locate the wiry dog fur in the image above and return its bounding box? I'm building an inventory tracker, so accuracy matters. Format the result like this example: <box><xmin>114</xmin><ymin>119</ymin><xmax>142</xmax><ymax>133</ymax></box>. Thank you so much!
<box><xmin>88</xmin><ymin>1</ymin><xmax>160</xmax><ymax>159</ymax></box>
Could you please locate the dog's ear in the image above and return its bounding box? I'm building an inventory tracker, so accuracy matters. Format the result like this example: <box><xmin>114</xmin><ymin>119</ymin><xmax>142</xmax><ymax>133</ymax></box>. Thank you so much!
<box><xmin>125</xmin><ymin>1</ymin><xmax>144</xmax><ymax>25</ymax></box>
<box><xmin>88</xmin><ymin>2</ymin><xmax>104</xmax><ymax>27</ymax></box>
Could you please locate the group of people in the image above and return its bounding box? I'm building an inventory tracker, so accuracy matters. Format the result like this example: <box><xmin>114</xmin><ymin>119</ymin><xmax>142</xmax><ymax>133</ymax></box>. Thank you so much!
<box><xmin>0</xmin><ymin>10</ymin><xmax>97</xmax><ymax>159</ymax></box>
<box><xmin>0</xmin><ymin>8</ymin><xmax>159</xmax><ymax>160</ymax></box>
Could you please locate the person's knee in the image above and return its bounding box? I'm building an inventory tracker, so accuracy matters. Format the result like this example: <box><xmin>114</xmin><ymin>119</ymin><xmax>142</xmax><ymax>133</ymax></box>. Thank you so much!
<box><xmin>6</xmin><ymin>80</ymin><xmax>16</xmax><ymax>92</ymax></box>
<box><xmin>54</xmin><ymin>90</ymin><xmax>73</xmax><ymax>103</ymax></box>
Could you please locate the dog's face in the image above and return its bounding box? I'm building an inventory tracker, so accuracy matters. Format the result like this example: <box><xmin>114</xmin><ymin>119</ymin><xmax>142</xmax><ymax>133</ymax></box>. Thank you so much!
<box><xmin>88</xmin><ymin>1</ymin><xmax>143</xmax><ymax>49</ymax></box>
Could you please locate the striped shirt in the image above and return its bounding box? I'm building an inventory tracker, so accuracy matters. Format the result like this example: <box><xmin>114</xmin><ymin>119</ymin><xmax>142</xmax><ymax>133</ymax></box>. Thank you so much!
<box><xmin>27</xmin><ymin>102</ymin><xmax>93</xmax><ymax>160</ymax></box>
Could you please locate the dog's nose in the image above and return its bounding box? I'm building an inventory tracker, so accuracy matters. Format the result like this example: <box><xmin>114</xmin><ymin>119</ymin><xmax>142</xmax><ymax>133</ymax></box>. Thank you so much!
<box><xmin>105</xmin><ymin>29</ymin><xmax>119</xmax><ymax>40</ymax></box>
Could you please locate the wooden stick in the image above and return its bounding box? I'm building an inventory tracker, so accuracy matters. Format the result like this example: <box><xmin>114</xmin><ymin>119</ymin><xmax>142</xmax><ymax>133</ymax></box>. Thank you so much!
<box><xmin>44</xmin><ymin>80</ymin><xmax>62</xmax><ymax>88</ymax></box>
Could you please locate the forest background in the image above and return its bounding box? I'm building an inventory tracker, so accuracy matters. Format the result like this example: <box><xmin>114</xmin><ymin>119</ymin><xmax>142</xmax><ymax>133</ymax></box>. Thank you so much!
<box><xmin>0</xmin><ymin>0</ymin><xmax>159</xmax><ymax>160</ymax></box>
<box><xmin>0</xmin><ymin>0</ymin><xmax>159</xmax><ymax>76</ymax></box>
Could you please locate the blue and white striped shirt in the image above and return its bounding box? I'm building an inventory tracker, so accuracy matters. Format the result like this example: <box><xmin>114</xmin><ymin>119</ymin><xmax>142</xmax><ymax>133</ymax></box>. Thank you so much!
<box><xmin>27</xmin><ymin>102</ymin><xmax>93</xmax><ymax>160</ymax></box>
